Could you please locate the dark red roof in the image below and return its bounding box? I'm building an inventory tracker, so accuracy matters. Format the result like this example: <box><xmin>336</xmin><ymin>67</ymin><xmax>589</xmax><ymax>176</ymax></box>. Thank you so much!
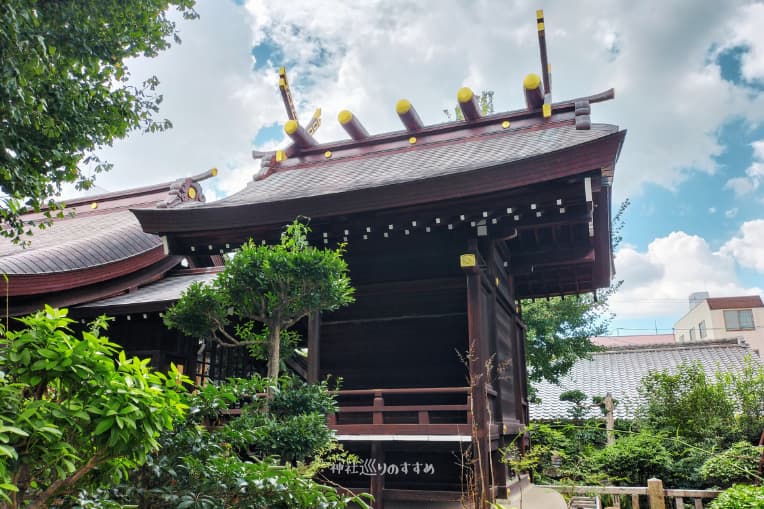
<box><xmin>1</xmin><ymin>172</ymin><xmax>217</xmax><ymax>306</ymax></box>
<box><xmin>132</xmin><ymin>90</ymin><xmax>624</xmax><ymax>298</ymax></box>
<box><xmin>706</xmin><ymin>296</ymin><xmax>764</xmax><ymax>310</ymax></box>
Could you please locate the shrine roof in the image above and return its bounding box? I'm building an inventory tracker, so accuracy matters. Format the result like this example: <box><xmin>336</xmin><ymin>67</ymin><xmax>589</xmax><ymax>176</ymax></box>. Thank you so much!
<box><xmin>0</xmin><ymin>210</ymin><xmax>159</xmax><ymax>275</ymax></box>
<box><xmin>134</xmin><ymin>114</ymin><xmax>624</xmax><ymax>236</ymax></box>
<box><xmin>210</xmin><ymin>122</ymin><xmax>617</xmax><ymax>208</ymax></box>
<box><xmin>75</xmin><ymin>270</ymin><xmax>219</xmax><ymax>312</ymax></box>
<box><xmin>0</xmin><ymin>169</ymin><xmax>217</xmax><ymax>297</ymax></box>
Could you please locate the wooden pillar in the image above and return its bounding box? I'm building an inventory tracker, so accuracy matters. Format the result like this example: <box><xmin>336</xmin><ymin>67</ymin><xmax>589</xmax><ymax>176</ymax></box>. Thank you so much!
<box><xmin>647</xmin><ymin>478</ymin><xmax>666</xmax><ymax>509</ymax></box>
<box><xmin>370</xmin><ymin>442</ymin><xmax>385</xmax><ymax>509</ymax></box>
<box><xmin>307</xmin><ymin>312</ymin><xmax>320</xmax><ymax>383</ymax></box>
<box><xmin>462</xmin><ymin>242</ymin><xmax>491</xmax><ymax>508</ymax></box>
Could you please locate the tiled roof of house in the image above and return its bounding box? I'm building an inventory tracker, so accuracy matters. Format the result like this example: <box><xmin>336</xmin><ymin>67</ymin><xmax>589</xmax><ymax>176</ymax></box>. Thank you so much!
<box><xmin>76</xmin><ymin>270</ymin><xmax>219</xmax><ymax>311</ymax></box>
<box><xmin>530</xmin><ymin>339</ymin><xmax>761</xmax><ymax>421</ymax></box>
<box><xmin>591</xmin><ymin>334</ymin><xmax>675</xmax><ymax>348</ymax></box>
<box><xmin>706</xmin><ymin>296</ymin><xmax>764</xmax><ymax>310</ymax></box>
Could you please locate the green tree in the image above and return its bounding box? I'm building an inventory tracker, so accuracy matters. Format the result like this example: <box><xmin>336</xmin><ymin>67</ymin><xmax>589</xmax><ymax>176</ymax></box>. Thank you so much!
<box><xmin>164</xmin><ymin>220</ymin><xmax>354</xmax><ymax>381</ymax></box>
<box><xmin>0</xmin><ymin>306</ymin><xmax>188</xmax><ymax>508</ymax></box>
<box><xmin>638</xmin><ymin>362</ymin><xmax>737</xmax><ymax>445</ymax></box>
<box><xmin>0</xmin><ymin>0</ymin><xmax>197</xmax><ymax>243</ymax></box>
<box><xmin>522</xmin><ymin>289</ymin><xmax>615</xmax><ymax>387</ymax></box>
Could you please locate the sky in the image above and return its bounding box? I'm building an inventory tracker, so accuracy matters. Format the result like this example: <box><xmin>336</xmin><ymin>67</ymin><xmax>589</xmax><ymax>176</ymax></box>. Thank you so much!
<box><xmin>83</xmin><ymin>0</ymin><xmax>764</xmax><ymax>337</ymax></box>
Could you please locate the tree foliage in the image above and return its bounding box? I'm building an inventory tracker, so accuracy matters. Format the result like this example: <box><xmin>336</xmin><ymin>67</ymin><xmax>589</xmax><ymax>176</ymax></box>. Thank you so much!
<box><xmin>638</xmin><ymin>362</ymin><xmax>739</xmax><ymax>445</ymax></box>
<box><xmin>85</xmin><ymin>376</ymin><xmax>368</xmax><ymax>509</ymax></box>
<box><xmin>708</xmin><ymin>484</ymin><xmax>764</xmax><ymax>509</ymax></box>
<box><xmin>0</xmin><ymin>307</ymin><xmax>188</xmax><ymax>508</ymax></box>
<box><xmin>165</xmin><ymin>220</ymin><xmax>354</xmax><ymax>381</ymax></box>
<box><xmin>0</xmin><ymin>0</ymin><xmax>197</xmax><ymax>243</ymax></box>
<box><xmin>522</xmin><ymin>290</ymin><xmax>614</xmax><ymax>387</ymax></box>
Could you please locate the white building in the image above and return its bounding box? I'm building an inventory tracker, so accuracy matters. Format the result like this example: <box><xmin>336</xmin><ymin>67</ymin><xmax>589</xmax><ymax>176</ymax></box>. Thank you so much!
<box><xmin>673</xmin><ymin>292</ymin><xmax>764</xmax><ymax>356</ymax></box>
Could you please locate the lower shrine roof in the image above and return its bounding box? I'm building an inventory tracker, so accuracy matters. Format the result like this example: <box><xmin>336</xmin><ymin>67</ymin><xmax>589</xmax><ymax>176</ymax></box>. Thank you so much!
<box><xmin>75</xmin><ymin>270</ymin><xmax>219</xmax><ymax>313</ymax></box>
<box><xmin>0</xmin><ymin>210</ymin><xmax>159</xmax><ymax>275</ymax></box>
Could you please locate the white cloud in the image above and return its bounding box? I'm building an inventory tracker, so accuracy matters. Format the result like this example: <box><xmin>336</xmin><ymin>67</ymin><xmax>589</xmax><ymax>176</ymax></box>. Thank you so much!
<box><xmin>708</xmin><ymin>207</ymin><xmax>717</xmax><ymax>214</ymax></box>
<box><xmin>725</xmin><ymin>207</ymin><xmax>740</xmax><ymax>218</ymax></box>
<box><xmin>724</xmin><ymin>140</ymin><xmax>764</xmax><ymax>196</ymax></box>
<box><xmin>610</xmin><ymin>231</ymin><xmax>761</xmax><ymax>319</ymax></box>
<box><xmin>720</xmin><ymin>2</ymin><xmax>764</xmax><ymax>83</ymax></box>
<box><xmin>236</xmin><ymin>0</ymin><xmax>764</xmax><ymax>200</ymax></box>
<box><xmin>75</xmin><ymin>0</ymin><xmax>764</xmax><ymax>204</ymax></box>
<box><xmin>720</xmin><ymin>219</ymin><xmax>764</xmax><ymax>272</ymax></box>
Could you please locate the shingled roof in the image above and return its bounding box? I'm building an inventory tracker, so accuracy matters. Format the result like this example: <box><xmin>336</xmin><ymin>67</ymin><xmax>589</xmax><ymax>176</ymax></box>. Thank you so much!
<box><xmin>530</xmin><ymin>339</ymin><xmax>762</xmax><ymax>420</ymax></box>
<box><xmin>74</xmin><ymin>270</ymin><xmax>219</xmax><ymax>314</ymax></box>
<box><xmin>1</xmin><ymin>170</ymin><xmax>218</xmax><ymax>312</ymax></box>
<box><xmin>195</xmin><ymin>122</ymin><xmax>618</xmax><ymax>210</ymax></box>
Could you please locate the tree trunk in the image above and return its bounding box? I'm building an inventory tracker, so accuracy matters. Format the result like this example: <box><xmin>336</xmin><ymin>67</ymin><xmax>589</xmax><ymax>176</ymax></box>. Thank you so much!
<box><xmin>267</xmin><ymin>323</ymin><xmax>281</xmax><ymax>381</ymax></box>
<box><xmin>26</xmin><ymin>455</ymin><xmax>101</xmax><ymax>509</ymax></box>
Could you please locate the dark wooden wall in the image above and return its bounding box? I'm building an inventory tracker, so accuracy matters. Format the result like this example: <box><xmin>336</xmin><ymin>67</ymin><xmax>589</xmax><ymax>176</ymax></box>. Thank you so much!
<box><xmin>320</xmin><ymin>234</ymin><xmax>469</xmax><ymax>390</ymax></box>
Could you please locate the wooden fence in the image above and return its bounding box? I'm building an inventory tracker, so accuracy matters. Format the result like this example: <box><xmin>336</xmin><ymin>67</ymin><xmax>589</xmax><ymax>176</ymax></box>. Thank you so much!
<box><xmin>540</xmin><ymin>478</ymin><xmax>721</xmax><ymax>509</ymax></box>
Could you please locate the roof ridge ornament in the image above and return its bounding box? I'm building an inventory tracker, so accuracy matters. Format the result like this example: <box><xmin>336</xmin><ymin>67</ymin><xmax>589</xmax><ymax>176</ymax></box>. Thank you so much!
<box><xmin>249</xmin><ymin>10</ymin><xmax>615</xmax><ymax>179</ymax></box>
<box><xmin>277</xmin><ymin>66</ymin><xmax>321</xmax><ymax>153</ymax></box>
<box><xmin>536</xmin><ymin>9</ymin><xmax>553</xmax><ymax>118</ymax></box>
<box><xmin>156</xmin><ymin>167</ymin><xmax>218</xmax><ymax>208</ymax></box>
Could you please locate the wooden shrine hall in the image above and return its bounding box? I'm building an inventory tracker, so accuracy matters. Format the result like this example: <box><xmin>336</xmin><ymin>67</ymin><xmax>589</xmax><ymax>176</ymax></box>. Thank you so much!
<box><xmin>1</xmin><ymin>11</ymin><xmax>625</xmax><ymax>508</ymax></box>
<box><xmin>132</xmin><ymin>11</ymin><xmax>626</xmax><ymax>508</ymax></box>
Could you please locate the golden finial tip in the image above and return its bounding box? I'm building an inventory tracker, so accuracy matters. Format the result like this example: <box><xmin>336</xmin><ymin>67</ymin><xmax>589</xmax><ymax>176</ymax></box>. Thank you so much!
<box><xmin>396</xmin><ymin>99</ymin><xmax>412</xmax><ymax>115</ymax></box>
<box><xmin>284</xmin><ymin>119</ymin><xmax>299</xmax><ymax>135</ymax></box>
<box><xmin>523</xmin><ymin>73</ymin><xmax>542</xmax><ymax>90</ymax></box>
<box><xmin>210</xmin><ymin>167</ymin><xmax>218</xmax><ymax>177</ymax></box>
<box><xmin>457</xmin><ymin>87</ymin><xmax>474</xmax><ymax>104</ymax></box>
<box><xmin>338</xmin><ymin>109</ymin><xmax>353</xmax><ymax>125</ymax></box>
<box><xmin>409</xmin><ymin>136</ymin><xmax>417</xmax><ymax>144</ymax></box>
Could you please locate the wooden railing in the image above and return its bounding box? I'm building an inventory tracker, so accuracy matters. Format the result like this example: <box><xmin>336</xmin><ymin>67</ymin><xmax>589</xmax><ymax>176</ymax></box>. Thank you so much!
<box><xmin>329</xmin><ymin>386</ymin><xmax>497</xmax><ymax>436</ymax></box>
<box><xmin>541</xmin><ymin>478</ymin><xmax>721</xmax><ymax>509</ymax></box>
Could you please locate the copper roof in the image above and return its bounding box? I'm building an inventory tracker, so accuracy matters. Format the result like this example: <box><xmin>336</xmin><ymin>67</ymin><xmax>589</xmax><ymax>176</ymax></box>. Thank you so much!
<box><xmin>0</xmin><ymin>210</ymin><xmax>160</xmax><ymax>276</ymax></box>
<box><xmin>75</xmin><ymin>270</ymin><xmax>219</xmax><ymax>313</ymax></box>
<box><xmin>0</xmin><ymin>171</ymin><xmax>217</xmax><ymax>299</ymax></box>
<box><xmin>706</xmin><ymin>296</ymin><xmax>764</xmax><ymax>310</ymax></box>
<box><xmin>212</xmin><ymin>122</ymin><xmax>618</xmax><ymax>209</ymax></box>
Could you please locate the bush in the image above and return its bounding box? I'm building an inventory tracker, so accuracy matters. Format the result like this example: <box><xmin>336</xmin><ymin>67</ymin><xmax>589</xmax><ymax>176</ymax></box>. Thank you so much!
<box><xmin>588</xmin><ymin>430</ymin><xmax>673</xmax><ymax>486</ymax></box>
<box><xmin>701</xmin><ymin>442</ymin><xmax>764</xmax><ymax>487</ymax></box>
<box><xmin>77</xmin><ymin>374</ymin><xmax>368</xmax><ymax>508</ymax></box>
<box><xmin>0</xmin><ymin>307</ymin><xmax>188</xmax><ymax>508</ymax></box>
<box><xmin>708</xmin><ymin>484</ymin><xmax>764</xmax><ymax>509</ymax></box>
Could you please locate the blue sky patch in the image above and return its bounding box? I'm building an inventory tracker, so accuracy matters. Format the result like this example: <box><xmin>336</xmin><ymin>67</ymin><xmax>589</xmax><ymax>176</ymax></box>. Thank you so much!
<box><xmin>252</xmin><ymin>123</ymin><xmax>284</xmax><ymax>148</ymax></box>
<box><xmin>252</xmin><ymin>39</ymin><xmax>284</xmax><ymax>71</ymax></box>
<box><xmin>716</xmin><ymin>45</ymin><xmax>764</xmax><ymax>91</ymax></box>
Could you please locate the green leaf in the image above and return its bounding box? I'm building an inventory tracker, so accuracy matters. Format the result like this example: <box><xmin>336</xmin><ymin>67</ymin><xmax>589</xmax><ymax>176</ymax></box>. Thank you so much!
<box><xmin>94</xmin><ymin>417</ymin><xmax>114</xmax><ymax>436</ymax></box>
